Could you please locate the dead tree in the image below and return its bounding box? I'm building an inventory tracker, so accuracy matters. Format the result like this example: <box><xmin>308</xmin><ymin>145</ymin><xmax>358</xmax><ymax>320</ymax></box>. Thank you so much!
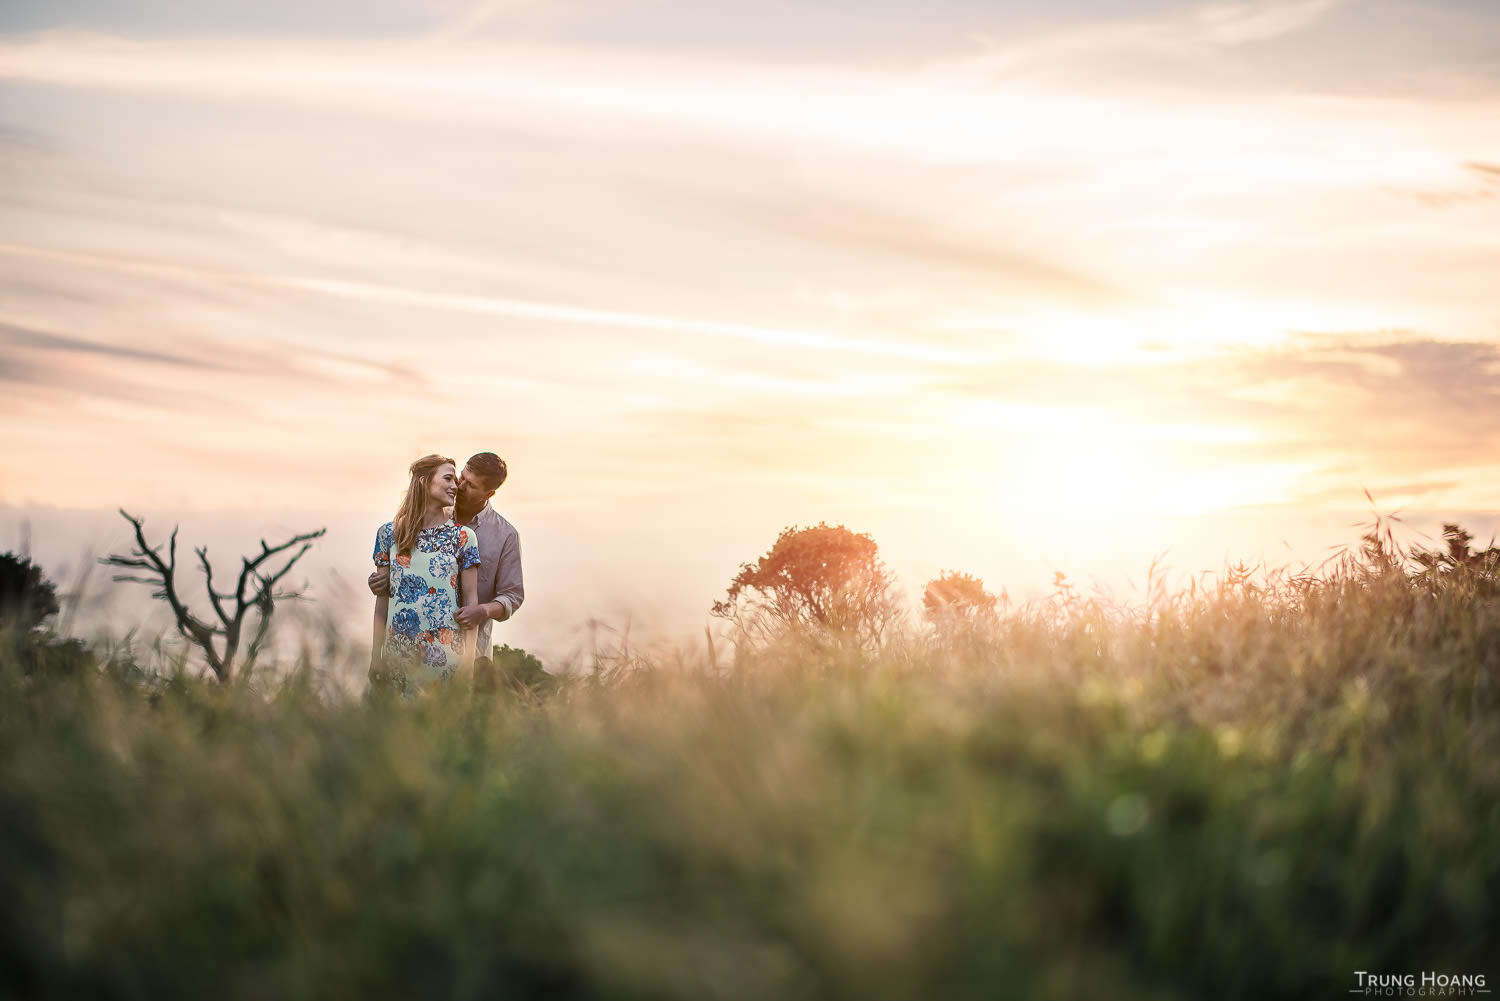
<box><xmin>102</xmin><ymin>510</ymin><xmax>326</xmax><ymax>683</ymax></box>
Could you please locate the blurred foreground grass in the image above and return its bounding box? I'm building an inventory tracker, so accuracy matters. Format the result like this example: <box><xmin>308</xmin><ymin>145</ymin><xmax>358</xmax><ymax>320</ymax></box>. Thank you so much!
<box><xmin>2</xmin><ymin>548</ymin><xmax>1498</xmax><ymax>1000</ymax></box>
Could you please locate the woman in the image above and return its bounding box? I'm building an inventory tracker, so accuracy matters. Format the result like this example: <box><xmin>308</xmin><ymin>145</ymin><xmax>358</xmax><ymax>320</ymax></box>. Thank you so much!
<box><xmin>370</xmin><ymin>454</ymin><xmax>481</xmax><ymax>695</ymax></box>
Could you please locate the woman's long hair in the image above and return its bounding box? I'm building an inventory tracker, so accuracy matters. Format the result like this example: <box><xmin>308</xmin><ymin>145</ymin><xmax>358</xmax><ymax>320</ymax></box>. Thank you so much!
<box><xmin>392</xmin><ymin>454</ymin><xmax>455</xmax><ymax>557</ymax></box>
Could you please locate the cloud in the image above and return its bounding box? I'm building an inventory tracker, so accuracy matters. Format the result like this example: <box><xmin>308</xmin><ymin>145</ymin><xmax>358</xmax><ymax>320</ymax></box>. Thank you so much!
<box><xmin>942</xmin><ymin>334</ymin><xmax>1500</xmax><ymax>490</ymax></box>
<box><xmin>0</xmin><ymin>0</ymin><xmax>1363</xmax><ymax>55</ymax></box>
<box><xmin>0</xmin><ymin>318</ymin><xmax>257</xmax><ymax>419</ymax></box>
<box><xmin>1292</xmin><ymin>478</ymin><xmax>1460</xmax><ymax>507</ymax></box>
<box><xmin>1403</xmin><ymin>160</ymin><xmax>1500</xmax><ymax>206</ymax></box>
<box><xmin>0</xmin><ymin>320</ymin><xmax>217</xmax><ymax>370</ymax></box>
<box><xmin>1267</xmin><ymin>337</ymin><xmax>1500</xmax><ymax>448</ymax></box>
<box><xmin>0</xmin><ymin>309</ymin><xmax>426</xmax><ymax>425</ymax></box>
<box><xmin>0</xmin><ymin>337</ymin><xmax>246</xmax><ymax>417</ymax></box>
<box><xmin>0</xmin><ymin>120</ymin><xmax>52</xmax><ymax>154</ymax></box>
<box><xmin>0</xmin><ymin>28</ymin><xmax>1425</xmax><ymax>163</ymax></box>
<box><xmin>0</xmin><ymin>241</ymin><xmax>968</xmax><ymax>363</ymax></box>
<box><xmin>1188</xmin><ymin>0</ymin><xmax>1350</xmax><ymax>46</ymax></box>
<box><xmin>0</xmin><ymin>0</ymin><xmax>466</xmax><ymax>38</ymax></box>
<box><xmin>936</xmin><ymin>0</ymin><xmax>1357</xmax><ymax>83</ymax></box>
<box><xmin>670</xmin><ymin>185</ymin><xmax>1131</xmax><ymax>308</ymax></box>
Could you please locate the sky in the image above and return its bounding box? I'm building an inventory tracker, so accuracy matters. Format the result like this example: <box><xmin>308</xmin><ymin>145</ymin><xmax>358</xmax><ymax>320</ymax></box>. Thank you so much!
<box><xmin>2</xmin><ymin>0</ymin><xmax>1499</xmax><ymax>665</ymax></box>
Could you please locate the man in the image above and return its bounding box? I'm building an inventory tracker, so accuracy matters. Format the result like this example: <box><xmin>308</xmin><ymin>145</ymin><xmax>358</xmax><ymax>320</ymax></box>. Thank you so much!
<box><xmin>369</xmin><ymin>451</ymin><xmax>523</xmax><ymax>657</ymax></box>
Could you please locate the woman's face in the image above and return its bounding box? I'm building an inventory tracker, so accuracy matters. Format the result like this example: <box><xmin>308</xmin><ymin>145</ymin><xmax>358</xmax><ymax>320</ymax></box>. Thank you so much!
<box><xmin>427</xmin><ymin>463</ymin><xmax>458</xmax><ymax>507</ymax></box>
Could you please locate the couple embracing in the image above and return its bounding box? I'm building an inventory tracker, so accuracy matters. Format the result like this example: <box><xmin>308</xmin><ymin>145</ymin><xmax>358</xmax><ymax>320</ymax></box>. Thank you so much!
<box><xmin>368</xmin><ymin>452</ymin><xmax>523</xmax><ymax>696</ymax></box>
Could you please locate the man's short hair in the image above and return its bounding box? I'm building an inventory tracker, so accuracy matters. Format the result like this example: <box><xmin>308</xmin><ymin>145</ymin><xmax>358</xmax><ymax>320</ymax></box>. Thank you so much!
<box><xmin>466</xmin><ymin>452</ymin><xmax>508</xmax><ymax>491</ymax></box>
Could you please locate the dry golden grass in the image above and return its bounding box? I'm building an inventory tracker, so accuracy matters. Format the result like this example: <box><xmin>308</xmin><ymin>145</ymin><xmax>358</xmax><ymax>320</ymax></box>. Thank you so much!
<box><xmin>1</xmin><ymin>528</ymin><xmax>1496</xmax><ymax>999</ymax></box>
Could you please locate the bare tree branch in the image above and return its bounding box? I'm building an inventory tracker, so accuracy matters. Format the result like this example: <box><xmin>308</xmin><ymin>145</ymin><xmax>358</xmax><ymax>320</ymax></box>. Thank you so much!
<box><xmin>196</xmin><ymin>545</ymin><xmax>233</xmax><ymax>628</ymax></box>
<box><xmin>102</xmin><ymin>511</ymin><xmax>325</xmax><ymax>683</ymax></box>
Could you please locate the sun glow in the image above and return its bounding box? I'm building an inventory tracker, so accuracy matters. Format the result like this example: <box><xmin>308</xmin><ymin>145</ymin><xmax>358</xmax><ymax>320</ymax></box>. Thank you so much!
<box><xmin>996</xmin><ymin>297</ymin><xmax>1418</xmax><ymax>367</ymax></box>
<box><xmin>950</xmin><ymin>402</ymin><xmax>1294</xmax><ymax>516</ymax></box>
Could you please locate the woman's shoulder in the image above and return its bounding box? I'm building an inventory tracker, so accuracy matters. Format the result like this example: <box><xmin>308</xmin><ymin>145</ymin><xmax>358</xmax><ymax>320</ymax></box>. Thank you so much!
<box><xmin>435</xmin><ymin>520</ymin><xmax>478</xmax><ymax>551</ymax></box>
<box><xmin>441</xmin><ymin>519</ymin><xmax>472</xmax><ymax>539</ymax></box>
<box><xmin>373</xmin><ymin>522</ymin><xmax>396</xmax><ymax>566</ymax></box>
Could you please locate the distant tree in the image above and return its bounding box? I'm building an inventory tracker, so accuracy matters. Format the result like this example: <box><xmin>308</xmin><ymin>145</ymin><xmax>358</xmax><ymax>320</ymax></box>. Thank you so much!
<box><xmin>0</xmin><ymin>553</ymin><xmax>94</xmax><ymax>679</ymax></box>
<box><xmin>102</xmin><ymin>511</ymin><xmax>325</xmax><ymax>684</ymax></box>
<box><xmin>923</xmin><ymin>571</ymin><xmax>999</xmax><ymax>627</ymax></box>
<box><xmin>0</xmin><ymin>552</ymin><xmax>60</xmax><ymax>632</ymax></box>
<box><xmin>711</xmin><ymin>522</ymin><xmax>901</xmax><ymax>651</ymax></box>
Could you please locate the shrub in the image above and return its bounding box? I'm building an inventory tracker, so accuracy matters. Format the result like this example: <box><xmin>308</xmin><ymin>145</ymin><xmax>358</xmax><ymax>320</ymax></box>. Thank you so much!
<box><xmin>712</xmin><ymin>523</ymin><xmax>902</xmax><ymax>654</ymax></box>
<box><xmin>0</xmin><ymin>552</ymin><xmax>59</xmax><ymax>632</ymax></box>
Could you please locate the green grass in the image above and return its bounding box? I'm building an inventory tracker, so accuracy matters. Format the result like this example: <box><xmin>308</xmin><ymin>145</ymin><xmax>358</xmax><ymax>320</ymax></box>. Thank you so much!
<box><xmin>1</xmin><ymin>553</ymin><xmax>1497</xmax><ymax>1000</ymax></box>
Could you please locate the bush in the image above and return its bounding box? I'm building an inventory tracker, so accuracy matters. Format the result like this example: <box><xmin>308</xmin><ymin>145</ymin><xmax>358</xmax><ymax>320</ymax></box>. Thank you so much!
<box><xmin>712</xmin><ymin>523</ymin><xmax>902</xmax><ymax>655</ymax></box>
<box><xmin>0</xmin><ymin>552</ymin><xmax>59</xmax><ymax>632</ymax></box>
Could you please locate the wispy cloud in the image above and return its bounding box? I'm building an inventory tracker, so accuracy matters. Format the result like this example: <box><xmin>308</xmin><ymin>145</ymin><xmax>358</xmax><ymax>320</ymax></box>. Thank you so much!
<box><xmin>0</xmin><ymin>241</ymin><xmax>968</xmax><ymax>363</ymax></box>
<box><xmin>0</xmin><ymin>308</ymin><xmax>423</xmax><ymax>423</ymax></box>
<box><xmin>0</xmin><ymin>119</ymin><xmax>52</xmax><ymax>155</ymax></box>
<box><xmin>421</xmin><ymin>0</ymin><xmax>543</xmax><ymax>45</ymax></box>
<box><xmin>0</xmin><ymin>319</ymin><xmax>216</xmax><ymax>370</ymax></box>
<box><xmin>5</xmin><ymin>24</ymin><xmax>1489</xmax><ymax>166</ymax></box>
<box><xmin>934</xmin><ymin>332</ymin><xmax>1500</xmax><ymax>506</ymax></box>
<box><xmin>934</xmin><ymin>0</ymin><xmax>1357</xmax><ymax>84</ymax></box>
<box><xmin>1251</xmin><ymin>337</ymin><xmax>1500</xmax><ymax>457</ymax></box>
<box><xmin>669</xmin><ymin>186</ymin><xmax>1131</xmax><ymax>308</ymax></box>
<box><xmin>1188</xmin><ymin>0</ymin><xmax>1351</xmax><ymax>46</ymax></box>
<box><xmin>1401</xmin><ymin>160</ymin><xmax>1500</xmax><ymax>206</ymax></box>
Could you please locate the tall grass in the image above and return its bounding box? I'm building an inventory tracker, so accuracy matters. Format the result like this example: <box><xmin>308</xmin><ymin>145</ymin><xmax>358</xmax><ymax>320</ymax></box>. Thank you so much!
<box><xmin>1</xmin><ymin>537</ymin><xmax>1496</xmax><ymax>1000</ymax></box>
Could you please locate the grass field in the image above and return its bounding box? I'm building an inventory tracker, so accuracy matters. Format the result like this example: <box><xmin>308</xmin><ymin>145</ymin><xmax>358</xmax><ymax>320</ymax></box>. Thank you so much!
<box><xmin>1</xmin><ymin>533</ymin><xmax>1497</xmax><ymax>1000</ymax></box>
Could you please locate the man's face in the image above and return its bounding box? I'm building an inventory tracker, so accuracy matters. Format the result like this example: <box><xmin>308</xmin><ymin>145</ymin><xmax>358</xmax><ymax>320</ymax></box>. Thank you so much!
<box><xmin>456</xmin><ymin>464</ymin><xmax>495</xmax><ymax>510</ymax></box>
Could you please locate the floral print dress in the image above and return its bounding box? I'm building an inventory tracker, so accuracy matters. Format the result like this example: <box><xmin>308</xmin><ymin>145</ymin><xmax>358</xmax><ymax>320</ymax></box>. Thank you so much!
<box><xmin>373</xmin><ymin>519</ymin><xmax>481</xmax><ymax>694</ymax></box>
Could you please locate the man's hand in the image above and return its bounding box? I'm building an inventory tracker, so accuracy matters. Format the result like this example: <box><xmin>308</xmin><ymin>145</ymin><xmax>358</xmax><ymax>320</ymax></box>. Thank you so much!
<box><xmin>455</xmin><ymin>603</ymin><xmax>490</xmax><ymax>629</ymax></box>
<box><xmin>368</xmin><ymin>567</ymin><xmax>391</xmax><ymax>597</ymax></box>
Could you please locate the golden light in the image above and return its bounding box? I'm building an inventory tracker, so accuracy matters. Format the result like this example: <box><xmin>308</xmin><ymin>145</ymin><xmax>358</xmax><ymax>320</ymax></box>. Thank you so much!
<box><xmin>950</xmin><ymin>401</ymin><xmax>1304</xmax><ymax>517</ymax></box>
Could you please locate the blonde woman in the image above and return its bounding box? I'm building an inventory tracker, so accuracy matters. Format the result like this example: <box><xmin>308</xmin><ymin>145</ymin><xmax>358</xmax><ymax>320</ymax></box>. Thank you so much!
<box><xmin>370</xmin><ymin>454</ymin><xmax>481</xmax><ymax>695</ymax></box>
